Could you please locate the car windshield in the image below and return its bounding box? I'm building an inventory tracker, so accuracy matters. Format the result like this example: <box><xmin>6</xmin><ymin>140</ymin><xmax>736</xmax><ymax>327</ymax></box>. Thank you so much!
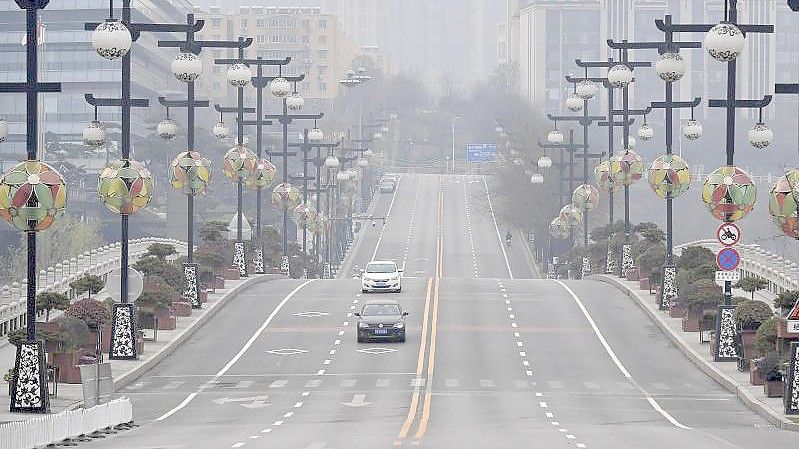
<box><xmin>362</xmin><ymin>304</ymin><xmax>400</xmax><ymax>316</ymax></box>
<box><xmin>366</xmin><ymin>263</ymin><xmax>396</xmax><ymax>273</ymax></box>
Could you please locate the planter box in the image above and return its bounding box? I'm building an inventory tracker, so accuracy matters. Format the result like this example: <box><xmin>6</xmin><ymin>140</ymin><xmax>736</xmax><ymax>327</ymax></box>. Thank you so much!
<box><xmin>223</xmin><ymin>268</ymin><xmax>240</xmax><ymax>280</ymax></box>
<box><xmin>669</xmin><ymin>305</ymin><xmax>686</xmax><ymax>319</ymax></box>
<box><xmin>682</xmin><ymin>314</ymin><xmax>700</xmax><ymax>332</ymax></box>
<box><xmin>100</xmin><ymin>324</ymin><xmax>111</xmax><ymax>353</ymax></box>
<box><xmin>171</xmin><ymin>301</ymin><xmax>192</xmax><ymax>317</ymax></box>
<box><xmin>625</xmin><ymin>268</ymin><xmax>640</xmax><ymax>281</ymax></box>
<box><xmin>199</xmin><ymin>290</ymin><xmax>209</xmax><ymax>303</ymax></box>
<box><xmin>764</xmin><ymin>379</ymin><xmax>784</xmax><ymax>398</ymax></box>
<box><xmin>213</xmin><ymin>276</ymin><xmax>226</xmax><ymax>290</ymax></box>
<box><xmin>51</xmin><ymin>352</ymin><xmax>81</xmax><ymax>384</ymax></box>
<box><xmin>749</xmin><ymin>363</ymin><xmax>765</xmax><ymax>386</ymax></box>
<box><xmin>740</xmin><ymin>329</ymin><xmax>759</xmax><ymax>360</ymax></box>
<box><xmin>639</xmin><ymin>278</ymin><xmax>650</xmax><ymax>291</ymax></box>
<box><xmin>156</xmin><ymin>314</ymin><xmax>176</xmax><ymax>331</ymax></box>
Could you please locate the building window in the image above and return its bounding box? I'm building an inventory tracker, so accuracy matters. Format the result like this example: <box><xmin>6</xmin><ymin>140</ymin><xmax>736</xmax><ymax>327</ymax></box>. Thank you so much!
<box><xmin>302</xmin><ymin>19</ymin><xmax>310</xmax><ymax>29</ymax></box>
<box><xmin>319</xmin><ymin>82</ymin><xmax>327</xmax><ymax>91</ymax></box>
<box><xmin>318</xmin><ymin>65</ymin><xmax>328</xmax><ymax>76</ymax></box>
<box><xmin>318</xmin><ymin>19</ymin><xmax>327</xmax><ymax>29</ymax></box>
<box><xmin>240</xmin><ymin>19</ymin><xmax>248</xmax><ymax>29</ymax></box>
<box><xmin>211</xmin><ymin>18</ymin><xmax>221</xmax><ymax>27</ymax></box>
<box><xmin>257</xmin><ymin>35</ymin><xmax>265</xmax><ymax>43</ymax></box>
<box><xmin>257</xmin><ymin>19</ymin><xmax>265</xmax><ymax>28</ymax></box>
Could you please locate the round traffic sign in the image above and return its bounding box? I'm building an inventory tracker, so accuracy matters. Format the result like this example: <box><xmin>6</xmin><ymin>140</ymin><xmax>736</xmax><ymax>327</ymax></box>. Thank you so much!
<box><xmin>716</xmin><ymin>223</ymin><xmax>741</xmax><ymax>246</ymax></box>
<box><xmin>716</xmin><ymin>247</ymin><xmax>741</xmax><ymax>271</ymax></box>
<box><xmin>103</xmin><ymin>267</ymin><xmax>144</xmax><ymax>302</ymax></box>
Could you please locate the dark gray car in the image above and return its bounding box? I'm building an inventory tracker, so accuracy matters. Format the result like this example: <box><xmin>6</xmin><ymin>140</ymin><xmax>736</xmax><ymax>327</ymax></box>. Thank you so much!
<box><xmin>355</xmin><ymin>299</ymin><xmax>408</xmax><ymax>343</ymax></box>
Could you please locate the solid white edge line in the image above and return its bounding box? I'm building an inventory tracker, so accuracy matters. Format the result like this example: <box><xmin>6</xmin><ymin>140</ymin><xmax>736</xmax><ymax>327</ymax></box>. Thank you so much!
<box><xmin>482</xmin><ymin>175</ymin><xmax>513</xmax><ymax>280</ymax></box>
<box><xmin>372</xmin><ymin>174</ymin><xmax>403</xmax><ymax>261</ymax></box>
<box><xmin>155</xmin><ymin>280</ymin><xmax>314</xmax><ymax>422</ymax></box>
<box><xmin>554</xmin><ymin>280</ymin><xmax>691</xmax><ymax>430</ymax></box>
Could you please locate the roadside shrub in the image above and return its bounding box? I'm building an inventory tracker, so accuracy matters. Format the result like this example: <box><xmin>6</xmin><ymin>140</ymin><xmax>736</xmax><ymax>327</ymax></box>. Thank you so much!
<box><xmin>733</xmin><ymin>300</ymin><xmax>773</xmax><ymax>331</ymax></box>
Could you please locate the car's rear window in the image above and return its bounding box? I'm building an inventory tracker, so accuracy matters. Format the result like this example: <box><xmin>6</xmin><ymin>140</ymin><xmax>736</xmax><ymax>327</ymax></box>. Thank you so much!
<box><xmin>362</xmin><ymin>304</ymin><xmax>400</xmax><ymax>316</ymax></box>
<box><xmin>366</xmin><ymin>263</ymin><xmax>396</xmax><ymax>273</ymax></box>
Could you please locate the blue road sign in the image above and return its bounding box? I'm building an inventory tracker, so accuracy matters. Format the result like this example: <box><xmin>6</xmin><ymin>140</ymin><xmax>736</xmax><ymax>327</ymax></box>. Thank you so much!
<box><xmin>716</xmin><ymin>247</ymin><xmax>740</xmax><ymax>271</ymax></box>
<box><xmin>466</xmin><ymin>144</ymin><xmax>497</xmax><ymax>162</ymax></box>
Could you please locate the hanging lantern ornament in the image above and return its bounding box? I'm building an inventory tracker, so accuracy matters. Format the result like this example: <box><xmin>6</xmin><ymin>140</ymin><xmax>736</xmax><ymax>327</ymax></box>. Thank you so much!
<box><xmin>97</xmin><ymin>159</ymin><xmax>153</xmax><ymax>215</ymax></box>
<box><xmin>748</xmin><ymin>122</ymin><xmax>773</xmax><ymax>149</ymax></box>
<box><xmin>309</xmin><ymin>127</ymin><xmax>324</xmax><ymax>142</ymax></box>
<box><xmin>0</xmin><ymin>161</ymin><xmax>67</xmax><ymax>231</ymax></box>
<box><xmin>701</xmin><ymin>165</ymin><xmax>756</xmax><ymax>222</ymax></box>
<box><xmin>272</xmin><ymin>182</ymin><xmax>301</xmax><ymax>209</ymax></box>
<box><xmin>245</xmin><ymin>158</ymin><xmax>277</xmax><ymax>190</ymax></box>
<box><xmin>0</xmin><ymin>117</ymin><xmax>8</xmax><ymax>142</ymax></box>
<box><xmin>575</xmin><ymin>80</ymin><xmax>598</xmax><ymax>100</ymax></box>
<box><xmin>91</xmin><ymin>20</ymin><xmax>132</xmax><ymax>61</ymax></box>
<box><xmin>547</xmin><ymin>129</ymin><xmax>563</xmax><ymax>144</ymax></box>
<box><xmin>363</xmin><ymin>149</ymin><xmax>374</xmax><ymax>158</ymax></box>
<box><xmin>594</xmin><ymin>159</ymin><xmax>618</xmax><ymax>192</ymax></box>
<box><xmin>270</xmin><ymin>77</ymin><xmax>291</xmax><ymax>98</ymax></box>
<box><xmin>609</xmin><ymin>150</ymin><xmax>644</xmax><ymax>187</ymax></box>
<box><xmin>638</xmin><ymin>123</ymin><xmax>654</xmax><ymax>141</ymax></box>
<box><xmin>293</xmin><ymin>204</ymin><xmax>317</xmax><ymax>227</ymax></box>
<box><xmin>83</xmin><ymin>120</ymin><xmax>106</xmax><ymax>147</ymax></box>
<box><xmin>648</xmin><ymin>153</ymin><xmax>692</xmax><ymax>199</ymax></box>
<box><xmin>768</xmin><ymin>169</ymin><xmax>799</xmax><ymax>239</ymax></box>
<box><xmin>607</xmin><ymin>64</ymin><xmax>633</xmax><ymax>88</ymax></box>
<box><xmin>559</xmin><ymin>204</ymin><xmax>583</xmax><ymax>229</ymax></box>
<box><xmin>157</xmin><ymin>118</ymin><xmax>177</xmax><ymax>140</ymax></box>
<box><xmin>537</xmin><ymin>156</ymin><xmax>552</xmax><ymax>170</ymax></box>
<box><xmin>655</xmin><ymin>52</ymin><xmax>686</xmax><ymax>82</ymax></box>
<box><xmin>227</xmin><ymin>63</ymin><xmax>252</xmax><ymax>87</ymax></box>
<box><xmin>286</xmin><ymin>92</ymin><xmax>304</xmax><ymax>111</ymax></box>
<box><xmin>169</xmin><ymin>151</ymin><xmax>211</xmax><ymax>196</ymax></box>
<box><xmin>682</xmin><ymin>119</ymin><xmax>703</xmax><ymax>140</ymax></box>
<box><xmin>549</xmin><ymin>217</ymin><xmax>571</xmax><ymax>239</ymax></box>
<box><xmin>572</xmin><ymin>184</ymin><xmax>600</xmax><ymax>211</ymax></box>
<box><xmin>336</xmin><ymin>171</ymin><xmax>350</xmax><ymax>181</ymax></box>
<box><xmin>565</xmin><ymin>93</ymin><xmax>583</xmax><ymax>112</ymax></box>
<box><xmin>222</xmin><ymin>145</ymin><xmax>257</xmax><ymax>182</ymax></box>
<box><xmin>530</xmin><ymin>173</ymin><xmax>544</xmax><ymax>184</ymax></box>
<box><xmin>357</xmin><ymin>157</ymin><xmax>369</xmax><ymax>168</ymax></box>
<box><xmin>705</xmin><ymin>22</ymin><xmax>745</xmax><ymax>62</ymax></box>
<box><xmin>172</xmin><ymin>52</ymin><xmax>203</xmax><ymax>82</ymax></box>
<box><xmin>213</xmin><ymin>120</ymin><xmax>229</xmax><ymax>140</ymax></box>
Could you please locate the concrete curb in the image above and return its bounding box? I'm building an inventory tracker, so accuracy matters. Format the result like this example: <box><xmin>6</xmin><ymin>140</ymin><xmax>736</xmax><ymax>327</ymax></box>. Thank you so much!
<box><xmin>593</xmin><ymin>274</ymin><xmax>799</xmax><ymax>432</ymax></box>
<box><xmin>112</xmin><ymin>274</ymin><xmax>280</xmax><ymax>391</ymax></box>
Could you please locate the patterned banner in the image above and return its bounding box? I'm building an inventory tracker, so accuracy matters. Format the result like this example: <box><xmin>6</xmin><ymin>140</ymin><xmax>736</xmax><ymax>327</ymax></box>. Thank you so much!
<box><xmin>606</xmin><ymin>244</ymin><xmax>617</xmax><ymax>275</ymax></box>
<box><xmin>10</xmin><ymin>341</ymin><xmax>49</xmax><ymax>413</ymax></box>
<box><xmin>621</xmin><ymin>244</ymin><xmax>633</xmax><ymax>274</ymax></box>
<box><xmin>252</xmin><ymin>247</ymin><xmax>265</xmax><ymax>274</ymax></box>
<box><xmin>714</xmin><ymin>305</ymin><xmax>738</xmax><ymax>362</ymax></box>
<box><xmin>233</xmin><ymin>242</ymin><xmax>248</xmax><ymax>277</ymax></box>
<box><xmin>581</xmin><ymin>256</ymin><xmax>591</xmax><ymax>279</ymax></box>
<box><xmin>281</xmin><ymin>255</ymin><xmax>290</xmax><ymax>276</ymax></box>
<box><xmin>661</xmin><ymin>265</ymin><xmax>677</xmax><ymax>310</ymax></box>
<box><xmin>182</xmin><ymin>262</ymin><xmax>200</xmax><ymax>308</ymax></box>
<box><xmin>786</xmin><ymin>342</ymin><xmax>799</xmax><ymax>415</ymax></box>
<box><xmin>548</xmin><ymin>263</ymin><xmax>556</xmax><ymax>280</ymax></box>
<box><xmin>109</xmin><ymin>303</ymin><xmax>137</xmax><ymax>360</ymax></box>
<box><xmin>323</xmin><ymin>261</ymin><xmax>331</xmax><ymax>279</ymax></box>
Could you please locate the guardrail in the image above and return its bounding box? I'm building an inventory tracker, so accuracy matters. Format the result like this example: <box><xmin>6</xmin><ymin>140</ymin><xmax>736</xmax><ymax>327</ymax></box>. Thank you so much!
<box><xmin>0</xmin><ymin>397</ymin><xmax>133</xmax><ymax>449</ymax></box>
<box><xmin>0</xmin><ymin>237</ymin><xmax>188</xmax><ymax>342</ymax></box>
<box><xmin>675</xmin><ymin>239</ymin><xmax>799</xmax><ymax>296</ymax></box>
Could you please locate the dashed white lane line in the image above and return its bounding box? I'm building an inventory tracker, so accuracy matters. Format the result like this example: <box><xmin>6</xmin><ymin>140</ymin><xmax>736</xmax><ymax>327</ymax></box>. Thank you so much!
<box><xmin>482</xmin><ymin>175</ymin><xmax>513</xmax><ymax>279</ymax></box>
<box><xmin>371</xmin><ymin>174</ymin><xmax>403</xmax><ymax>261</ymax></box>
<box><xmin>554</xmin><ymin>280</ymin><xmax>692</xmax><ymax>430</ymax></box>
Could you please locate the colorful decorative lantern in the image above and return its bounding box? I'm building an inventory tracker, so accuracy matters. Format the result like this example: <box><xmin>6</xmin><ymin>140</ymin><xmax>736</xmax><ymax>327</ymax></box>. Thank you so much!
<box><xmin>0</xmin><ymin>161</ymin><xmax>67</xmax><ymax>231</ymax></box>
<box><xmin>293</xmin><ymin>204</ymin><xmax>317</xmax><ymax>227</ymax></box>
<box><xmin>172</xmin><ymin>52</ymin><xmax>202</xmax><ymax>82</ymax></box>
<box><xmin>701</xmin><ymin>165</ymin><xmax>756</xmax><ymax>222</ymax></box>
<box><xmin>572</xmin><ymin>184</ymin><xmax>599</xmax><ymax>211</ymax></box>
<box><xmin>272</xmin><ymin>182</ymin><xmax>301</xmax><ymax>209</ymax></box>
<box><xmin>97</xmin><ymin>159</ymin><xmax>153</xmax><ymax>215</ymax></box>
<box><xmin>594</xmin><ymin>160</ymin><xmax>618</xmax><ymax>192</ymax></box>
<box><xmin>169</xmin><ymin>151</ymin><xmax>211</xmax><ymax>195</ymax></box>
<box><xmin>768</xmin><ymin>169</ymin><xmax>799</xmax><ymax>239</ymax></box>
<box><xmin>549</xmin><ymin>217</ymin><xmax>570</xmax><ymax>239</ymax></box>
<box><xmin>227</xmin><ymin>63</ymin><xmax>251</xmax><ymax>87</ymax></box>
<box><xmin>705</xmin><ymin>22</ymin><xmax>745</xmax><ymax>62</ymax></box>
<box><xmin>655</xmin><ymin>52</ymin><xmax>686</xmax><ymax>82</ymax></box>
<box><xmin>609</xmin><ymin>150</ymin><xmax>644</xmax><ymax>187</ymax></box>
<box><xmin>559</xmin><ymin>204</ymin><xmax>583</xmax><ymax>228</ymax></box>
<box><xmin>91</xmin><ymin>20</ymin><xmax>132</xmax><ymax>61</ymax></box>
<box><xmin>648</xmin><ymin>154</ymin><xmax>692</xmax><ymax>199</ymax></box>
<box><xmin>245</xmin><ymin>158</ymin><xmax>277</xmax><ymax>190</ymax></box>
<box><xmin>222</xmin><ymin>145</ymin><xmax>257</xmax><ymax>182</ymax></box>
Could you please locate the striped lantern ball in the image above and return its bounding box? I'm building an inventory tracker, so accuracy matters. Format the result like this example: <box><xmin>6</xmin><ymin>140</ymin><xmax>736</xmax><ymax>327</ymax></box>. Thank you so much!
<box><xmin>223</xmin><ymin>145</ymin><xmax>258</xmax><ymax>182</ymax></box>
<box><xmin>559</xmin><ymin>204</ymin><xmax>583</xmax><ymax>229</ymax></box>
<box><xmin>768</xmin><ymin>169</ymin><xmax>799</xmax><ymax>239</ymax></box>
<box><xmin>245</xmin><ymin>158</ymin><xmax>277</xmax><ymax>190</ymax></box>
<box><xmin>594</xmin><ymin>159</ymin><xmax>619</xmax><ymax>192</ymax></box>
<box><xmin>98</xmin><ymin>159</ymin><xmax>153</xmax><ymax>215</ymax></box>
<box><xmin>572</xmin><ymin>184</ymin><xmax>599</xmax><ymax>211</ymax></box>
<box><xmin>701</xmin><ymin>165</ymin><xmax>756</xmax><ymax>222</ymax></box>
<box><xmin>293</xmin><ymin>204</ymin><xmax>317</xmax><ymax>227</ymax></box>
<box><xmin>609</xmin><ymin>150</ymin><xmax>644</xmax><ymax>187</ymax></box>
<box><xmin>272</xmin><ymin>182</ymin><xmax>301</xmax><ymax>209</ymax></box>
<box><xmin>648</xmin><ymin>154</ymin><xmax>692</xmax><ymax>199</ymax></box>
<box><xmin>0</xmin><ymin>160</ymin><xmax>67</xmax><ymax>231</ymax></box>
<box><xmin>169</xmin><ymin>151</ymin><xmax>211</xmax><ymax>196</ymax></box>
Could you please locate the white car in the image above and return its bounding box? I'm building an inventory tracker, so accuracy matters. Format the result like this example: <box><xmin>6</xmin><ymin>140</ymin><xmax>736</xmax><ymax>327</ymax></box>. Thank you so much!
<box><xmin>361</xmin><ymin>260</ymin><xmax>403</xmax><ymax>293</ymax></box>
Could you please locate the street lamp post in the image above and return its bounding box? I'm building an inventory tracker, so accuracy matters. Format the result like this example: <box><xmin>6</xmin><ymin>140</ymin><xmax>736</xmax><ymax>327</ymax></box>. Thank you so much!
<box><xmin>306</xmin><ymin>141</ymin><xmax>340</xmax><ymax>276</ymax></box>
<box><xmin>1</xmin><ymin>0</ymin><xmax>62</xmax><ymax>414</ymax></box>
<box><xmin>85</xmin><ymin>0</ymin><xmax>200</xmax><ymax>361</ymax></box>
<box><xmin>159</xmin><ymin>18</ymin><xmax>255</xmax><ymax>290</ymax></box>
<box><xmin>657</xmin><ymin>0</ymin><xmax>773</xmax><ymax>362</ymax></box>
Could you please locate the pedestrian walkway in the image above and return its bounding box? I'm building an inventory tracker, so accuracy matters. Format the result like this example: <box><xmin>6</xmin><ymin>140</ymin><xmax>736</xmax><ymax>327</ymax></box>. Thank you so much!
<box><xmin>596</xmin><ymin>274</ymin><xmax>799</xmax><ymax>432</ymax></box>
<box><xmin>0</xmin><ymin>274</ymin><xmax>277</xmax><ymax>423</ymax></box>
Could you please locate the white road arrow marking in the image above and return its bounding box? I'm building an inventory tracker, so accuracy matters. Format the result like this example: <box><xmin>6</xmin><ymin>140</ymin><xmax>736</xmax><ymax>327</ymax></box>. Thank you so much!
<box><xmin>305</xmin><ymin>443</ymin><xmax>329</xmax><ymax>449</ymax></box>
<box><xmin>213</xmin><ymin>395</ymin><xmax>269</xmax><ymax>406</ymax></box>
<box><xmin>341</xmin><ymin>394</ymin><xmax>370</xmax><ymax>407</ymax></box>
<box><xmin>240</xmin><ymin>400</ymin><xmax>269</xmax><ymax>409</ymax></box>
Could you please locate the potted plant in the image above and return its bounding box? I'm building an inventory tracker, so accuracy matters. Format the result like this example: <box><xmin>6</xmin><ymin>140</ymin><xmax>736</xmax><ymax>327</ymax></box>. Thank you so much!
<box><xmin>64</xmin><ymin>299</ymin><xmax>111</xmax><ymax>354</ymax></box>
<box><xmin>734</xmin><ymin>300</ymin><xmax>774</xmax><ymax>360</ymax></box>
<box><xmin>758</xmin><ymin>352</ymin><xmax>784</xmax><ymax>397</ymax></box>
<box><xmin>682</xmin><ymin>279</ymin><xmax>721</xmax><ymax>332</ymax></box>
<box><xmin>45</xmin><ymin>316</ymin><xmax>90</xmax><ymax>384</ymax></box>
<box><xmin>36</xmin><ymin>292</ymin><xmax>71</xmax><ymax>322</ymax></box>
<box><xmin>136</xmin><ymin>288</ymin><xmax>175</xmax><ymax>331</ymax></box>
<box><xmin>749</xmin><ymin>356</ymin><xmax>766</xmax><ymax>386</ymax></box>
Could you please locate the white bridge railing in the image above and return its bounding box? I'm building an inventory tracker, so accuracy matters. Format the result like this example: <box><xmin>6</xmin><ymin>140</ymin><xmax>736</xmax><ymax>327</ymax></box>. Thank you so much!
<box><xmin>675</xmin><ymin>239</ymin><xmax>799</xmax><ymax>296</ymax></box>
<box><xmin>0</xmin><ymin>237</ymin><xmax>188</xmax><ymax>342</ymax></box>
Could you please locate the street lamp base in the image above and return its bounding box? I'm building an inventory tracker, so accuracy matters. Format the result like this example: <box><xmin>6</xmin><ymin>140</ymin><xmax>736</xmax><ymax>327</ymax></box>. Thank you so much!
<box><xmin>661</xmin><ymin>264</ymin><xmax>677</xmax><ymax>310</ymax></box>
<box><xmin>713</xmin><ymin>305</ymin><xmax>738</xmax><ymax>362</ymax></box>
<box><xmin>182</xmin><ymin>262</ymin><xmax>200</xmax><ymax>308</ymax></box>
<box><xmin>108</xmin><ymin>303</ymin><xmax>138</xmax><ymax>360</ymax></box>
<box><xmin>621</xmin><ymin>244</ymin><xmax>633</xmax><ymax>276</ymax></box>
<box><xmin>233</xmin><ymin>242</ymin><xmax>248</xmax><ymax>277</ymax></box>
<box><xmin>10</xmin><ymin>341</ymin><xmax>50</xmax><ymax>413</ymax></box>
<box><xmin>605</xmin><ymin>244</ymin><xmax>617</xmax><ymax>275</ymax></box>
<box><xmin>252</xmin><ymin>247</ymin><xmax>265</xmax><ymax>275</ymax></box>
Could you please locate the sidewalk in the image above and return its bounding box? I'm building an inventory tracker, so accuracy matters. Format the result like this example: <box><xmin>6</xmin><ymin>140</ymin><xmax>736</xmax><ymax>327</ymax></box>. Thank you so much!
<box><xmin>595</xmin><ymin>274</ymin><xmax>799</xmax><ymax>432</ymax></box>
<box><xmin>0</xmin><ymin>274</ymin><xmax>277</xmax><ymax>423</ymax></box>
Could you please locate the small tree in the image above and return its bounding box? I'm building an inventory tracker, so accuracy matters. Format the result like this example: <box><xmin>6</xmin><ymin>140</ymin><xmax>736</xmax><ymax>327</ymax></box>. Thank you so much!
<box><xmin>733</xmin><ymin>300</ymin><xmax>773</xmax><ymax>331</ymax></box>
<box><xmin>145</xmin><ymin>243</ymin><xmax>177</xmax><ymax>261</ymax></box>
<box><xmin>756</xmin><ymin>317</ymin><xmax>780</xmax><ymax>355</ymax></box>
<box><xmin>64</xmin><ymin>299</ymin><xmax>111</xmax><ymax>331</ymax></box>
<box><xmin>775</xmin><ymin>290</ymin><xmax>799</xmax><ymax>315</ymax></box>
<box><xmin>36</xmin><ymin>292</ymin><xmax>70</xmax><ymax>322</ymax></box>
<box><xmin>7</xmin><ymin>329</ymin><xmax>26</xmax><ymax>347</ymax></box>
<box><xmin>735</xmin><ymin>276</ymin><xmax>770</xmax><ymax>300</ymax></box>
<box><xmin>70</xmin><ymin>275</ymin><xmax>105</xmax><ymax>300</ymax></box>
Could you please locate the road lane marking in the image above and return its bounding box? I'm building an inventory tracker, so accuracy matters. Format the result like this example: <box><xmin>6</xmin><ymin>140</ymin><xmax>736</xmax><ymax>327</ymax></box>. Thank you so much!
<box><xmin>554</xmin><ymin>280</ymin><xmax>691</xmax><ymax>430</ymax></box>
<box><xmin>155</xmin><ymin>280</ymin><xmax>314</xmax><ymax>421</ymax></box>
<box><xmin>371</xmin><ymin>174</ymin><xmax>403</xmax><ymax>261</ymax></box>
<box><xmin>482</xmin><ymin>175</ymin><xmax>513</xmax><ymax>279</ymax></box>
<box><xmin>398</xmin><ymin>277</ymin><xmax>434</xmax><ymax>439</ymax></box>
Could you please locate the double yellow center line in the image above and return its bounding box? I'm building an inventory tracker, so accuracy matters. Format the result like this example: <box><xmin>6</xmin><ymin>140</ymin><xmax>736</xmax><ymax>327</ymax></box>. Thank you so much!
<box><xmin>398</xmin><ymin>176</ymin><xmax>443</xmax><ymax>442</ymax></box>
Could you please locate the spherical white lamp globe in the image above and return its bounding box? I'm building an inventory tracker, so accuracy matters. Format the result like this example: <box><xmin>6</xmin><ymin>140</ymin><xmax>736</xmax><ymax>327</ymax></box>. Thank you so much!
<box><xmin>566</xmin><ymin>93</ymin><xmax>583</xmax><ymax>112</ymax></box>
<box><xmin>357</xmin><ymin>157</ymin><xmax>369</xmax><ymax>168</ymax></box>
<box><xmin>336</xmin><ymin>171</ymin><xmax>349</xmax><ymax>181</ymax></box>
<box><xmin>655</xmin><ymin>52</ymin><xmax>685</xmax><ymax>82</ymax></box>
<box><xmin>363</xmin><ymin>149</ymin><xmax>374</xmax><ymax>158</ymax></box>
<box><xmin>270</xmin><ymin>77</ymin><xmax>291</xmax><ymax>98</ymax></box>
<box><xmin>0</xmin><ymin>117</ymin><xmax>7</xmax><ymax>142</ymax></box>
<box><xmin>213</xmin><ymin>121</ymin><xmax>229</xmax><ymax>140</ymax></box>
<box><xmin>286</xmin><ymin>92</ymin><xmax>304</xmax><ymax>111</ymax></box>
<box><xmin>705</xmin><ymin>22</ymin><xmax>745</xmax><ymax>62</ymax></box>
<box><xmin>83</xmin><ymin>120</ymin><xmax>106</xmax><ymax>147</ymax></box>
<box><xmin>227</xmin><ymin>63</ymin><xmax>252</xmax><ymax>87</ymax></box>
<box><xmin>308</xmin><ymin>127</ymin><xmax>324</xmax><ymax>142</ymax></box>
<box><xmin>157</xmin><ymin>119</ymin><xmax>177</xmax><ymax>140</ymax></box>
<box><xmin>637</xmin><ymin>124</ymin><xmax>654</xmax><ymax>141</ymax></box>
<box><xmin>530</xmin><ymin>173</ymin><xmax>544</xmax><ymax>184</ymax></box>
<box><xmin>325</xmin><ymin>155</ymin><xmax>340</xmax><ymax>169</ymax></box>
<box><xmin>575</xmin><ymin>80</ymin><xmax>598</xmax><ymax>100</ymax></box>
<box><xmin>608</xmin><ymin>64</ymin><xmax>633</xmax><ymax>88</ymax></box>
<box><xmin>172</xmin><ymin>52</ymin><xmax>202</xmax><ymax>82</ymax></box>
<box><xmin>682</xmin><ymin>119</ymin><xmax>703</xmax><ymax>140</ymax></box>
<box><xmin>547</xmin><ymin>129</ymin><xmax>564</xmax><ymax>144</ymax></box>
<box><xmin>748</xmin><ymin>123</ymin><xmax>773</xmax><ymax>149</ymax></box>
<box><xmin>91</xmin><ymin>20</ymin><xmax>132</xmax><ymax>61</ymax></box>
<box><xmin>537</xmin><ymin>156</ymin><xmax>553</xmax><ymax>169</ymax></box>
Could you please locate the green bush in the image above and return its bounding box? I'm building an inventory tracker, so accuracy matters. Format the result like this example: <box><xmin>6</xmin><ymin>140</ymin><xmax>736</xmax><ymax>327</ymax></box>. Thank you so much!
<box><xmin>735</xmin><ymin>276</ymin><xmax>770</xmax><ymax>300</ymax></box>
<box><xmin>733</xmin><ymin>300</ymin><xmax>773</xmax><ymax>331</ymax></box>
<box><xmin>36</xmin><ymin>292</ymin><xmax>70</xmax><ymax>322</ymax></box>
<box><xmin>682</xmin><ymin>279</ymin><xmax>722</xmax><ymax>314</ymax></box>
<box><xmin>70</xmin><ymin>275</ymin><xmax>105</xmax><ymax>300</ymax></box>
<box><xmin>133</xmin><ymin>256</ymin><xmax>186</xmax><ymax>293</ymax></box>
<box><xmin>756</xmin><ymin>352</ymin><xmax>783</xmax><ymax>381</ymax></box>
<box><xmin>775</xmin><ymin>290</ymin><xmax>799</xmax><ymax>314</ymax></box>
<box><xmin>756</xmin><ymin>317</ymin><xmax>779</xmax><ymax>354</ymax></box>
<box><xmin>145</xmin><ymin>243</ymin><xmax>177</xmax><ymax>260</ymax></box>
<box><xmin>64</xmin><ymin>299</ymin><xmax>111</xmax><ymax>331</ymax></box>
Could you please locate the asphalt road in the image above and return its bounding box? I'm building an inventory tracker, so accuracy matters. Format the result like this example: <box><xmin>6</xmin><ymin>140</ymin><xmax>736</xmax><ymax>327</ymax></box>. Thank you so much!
<box><xmin>89</xmin><ymin>174</ymin><xmax>796</xmax><ymax>449</ymax></box>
